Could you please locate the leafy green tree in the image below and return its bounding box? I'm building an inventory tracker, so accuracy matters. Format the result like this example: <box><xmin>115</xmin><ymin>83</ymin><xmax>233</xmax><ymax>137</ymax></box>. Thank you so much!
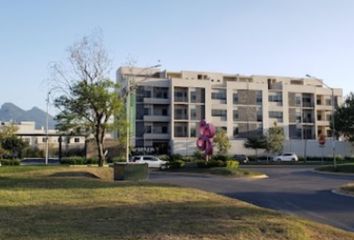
<box><xmin>266</xmin><ymin>122</ymin><xmax>284</xmax><ymax>155</ymax></box>
<box><xmin>52</xmin><ymin>34</ymin><xmax>125</xmax><ymax>167</ymax></box>
<box><xmin>213</xmin><ymin>128</ymin><xmax>231</xmax><ymax>155</ymax></box>
<box><xmin>244</xmin><ymin>135</ymin><xmax>267</xmax><ymax>157</ymax></box>
<box><xmin>333</xmin><ymin>92</ymin><xmax>354</xmax><ymax>141</ymax></box>
<box><xmin>0</xmin><ymin>124</ymin><xmax>27</xmax><ymax>158</ymax></box>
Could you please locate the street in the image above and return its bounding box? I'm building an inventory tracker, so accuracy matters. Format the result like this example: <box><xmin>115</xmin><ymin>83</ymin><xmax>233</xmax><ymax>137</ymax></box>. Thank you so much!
<box><xmin>149</xmin><ymin>166</ymin><xmax>354</xmax><ymax>232</ymax></box>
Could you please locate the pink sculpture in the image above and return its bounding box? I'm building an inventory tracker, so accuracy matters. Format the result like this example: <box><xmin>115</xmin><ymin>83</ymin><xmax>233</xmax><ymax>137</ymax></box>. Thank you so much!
<box><xmin>196</xmin><ymin>120</ymin><xmax>215</xmax><ymax>159</ymax></box>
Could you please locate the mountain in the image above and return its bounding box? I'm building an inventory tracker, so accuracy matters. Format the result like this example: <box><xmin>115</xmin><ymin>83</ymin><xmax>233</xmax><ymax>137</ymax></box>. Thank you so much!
<box><xmin>0</xmin><ymin>103</ymin><xmax>56</xmax><ymax>129</ymax></box>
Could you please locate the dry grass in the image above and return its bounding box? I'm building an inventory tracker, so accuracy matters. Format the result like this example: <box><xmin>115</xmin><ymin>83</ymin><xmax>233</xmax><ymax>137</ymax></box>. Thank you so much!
<box><xmin>0</xmin><ymin>166</ymin><xmax>353</xmax><ymax>240</ymax></box>
<box><xmin>341</xmin><ymin>183</ymin><xmax>354</xmax><ymax>195</ymax></box>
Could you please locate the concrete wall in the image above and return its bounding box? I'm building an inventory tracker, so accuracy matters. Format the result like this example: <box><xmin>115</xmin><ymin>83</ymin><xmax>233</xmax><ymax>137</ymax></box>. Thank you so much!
<box><xmin>172</xmin><ymin>138</ymin><xmax>353</xmax><ymax>157</ymax></box>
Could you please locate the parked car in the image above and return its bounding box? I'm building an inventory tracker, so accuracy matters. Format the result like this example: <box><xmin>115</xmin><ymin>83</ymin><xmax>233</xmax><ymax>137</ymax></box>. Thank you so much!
<box><xmin>273</xmin><ymin>153</ymin><xmax>298</xmax><ymax>161</ymax></box>
<box><xmin>130</xmin><ymin>155</ymin><xmax>167</xmax><ymax>168</ymax></box>
<box><xmin>233</xmin><ymin>154</ymin><xmax>249</xmax><ymax>163</ymax></box>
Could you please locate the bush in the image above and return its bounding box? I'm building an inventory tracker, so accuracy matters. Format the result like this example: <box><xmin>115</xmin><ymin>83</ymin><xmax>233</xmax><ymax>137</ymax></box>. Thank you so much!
<box><xmin>21</xmin><ymin>147</ymin><xmax>44</xmax><ymax>158</ymax></box>
<box><xmin>169</xmin><ymin>154</ymin><xmax>183</xmax><ymax>161</ymax></box>
<box><xmin>85</xmin><ymin>158</ymin><xmax>98</xmax><ymax>164</ymax></box>
<box><xmin>158</xmin><ymin>155</ymin><xmax>170</xmax><ymax>161</ymax></box>
<box><xmin>60</xmin><ymin>156</ymin><xmax>86</xmax><ymax>165</ymax></box>
<box><xmin>168</xmin><ymin>160</ymin><xmax>185</xmax><ymax>169</ymax></box>
<box><xmin>0</xmin><ymin>159</ymin><xmax>20</xmax><ymax>166</ymax></box>
<box><xmin>192</xmin><ymin>151</ymin><xmax>204</xmax><ymax>161</ymax></box>
<box><xmin>212</xmin><ymin>154</ymin><xmax>234</xmax><ymax>162</ymax></box>
<box><xmin>196</xmin><ymin>160</ymin><xmax>226</xmax><ymax>168</ymax></box>
<box><xmin>226</xmin><ymin>160</ymin><xmax>239</xmax><ymax>169</ymax></box>
<box><xmin>109</xmin><ymin>156</ymin><xmax>126</xmax><ymax>163</ymax></box>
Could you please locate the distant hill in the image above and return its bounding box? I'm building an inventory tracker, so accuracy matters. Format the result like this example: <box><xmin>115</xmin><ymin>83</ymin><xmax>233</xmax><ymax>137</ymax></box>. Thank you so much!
<box><xmin>0</xmin><ymin>103</ymin><xmax>56</xmax><ymax>129</ymax></box>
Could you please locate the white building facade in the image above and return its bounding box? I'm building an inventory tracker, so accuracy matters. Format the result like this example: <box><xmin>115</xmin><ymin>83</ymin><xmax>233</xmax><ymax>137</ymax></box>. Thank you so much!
<box><xmin>117</xmin><ymin>67</ymin><xmax>350</xmax><ymax>157</ymax></box>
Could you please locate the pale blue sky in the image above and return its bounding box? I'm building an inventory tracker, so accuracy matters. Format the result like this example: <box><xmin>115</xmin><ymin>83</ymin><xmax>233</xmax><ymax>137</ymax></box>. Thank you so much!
<box><xmin>1</xmin><ymin>0</ymin><xmax>354</xmax><ymax>114</ymax></box>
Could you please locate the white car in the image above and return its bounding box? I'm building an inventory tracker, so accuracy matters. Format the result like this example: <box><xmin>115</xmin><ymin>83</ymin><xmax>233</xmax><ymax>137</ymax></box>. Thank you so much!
<box><xmin>130</xmin><ymin>155</ymin><xmax>167</xmax><ymax>168</ymax></box>
<box><xmin>273</xmin><ymin>153</ymin><xmax>298</xmax><ymax>161</ymax></box>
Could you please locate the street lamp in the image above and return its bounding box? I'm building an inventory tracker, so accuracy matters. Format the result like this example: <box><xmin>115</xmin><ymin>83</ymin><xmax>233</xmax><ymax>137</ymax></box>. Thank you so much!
<box><xmin>306</xmin><ymin>74</ymin><xmax>336</xmax><ymax>167</ymax></box>
<box><xmin>45</xmin><ymin>90</ymin><xmax>52</xmax><ymax>166</ymax></box>
<box><xmin>124</xmin><ymin>64</ymin><xmax>162</xmax><ymax>162</ymax></box>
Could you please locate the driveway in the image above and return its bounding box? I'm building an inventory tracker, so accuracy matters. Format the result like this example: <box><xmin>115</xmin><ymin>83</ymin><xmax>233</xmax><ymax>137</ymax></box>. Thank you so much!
<box><xmin>149</xmin><ymin>166</ymin><xmax>354</xmax><ymax>232</ymax></box>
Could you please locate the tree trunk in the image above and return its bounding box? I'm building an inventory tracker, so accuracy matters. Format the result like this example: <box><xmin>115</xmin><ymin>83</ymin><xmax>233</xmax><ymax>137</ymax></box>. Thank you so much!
<box><xmin>95</xmin><ymin>126</ymin><xmax>105</xmax><ymax>167</ymax></box>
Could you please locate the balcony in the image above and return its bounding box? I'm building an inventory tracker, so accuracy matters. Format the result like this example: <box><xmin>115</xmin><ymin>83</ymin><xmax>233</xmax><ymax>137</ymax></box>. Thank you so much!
<box><xmin>143</xmin><ymin>133</ymin><xmax>170</xmax><ymax>140</ymax></box>
<box><xmin>144</xmin><ymin>97</ymin><xmax>169</xmax><ymax>104</ymax></box>
<box><xmin>144</xmin><ymin>115</ymin><xmax>170</xmax><ymax>122</ymax></box>
<box><xmin>302</xmin><ymin>102</ymin><xmax>314</xmax><ymax>108</ymax></box>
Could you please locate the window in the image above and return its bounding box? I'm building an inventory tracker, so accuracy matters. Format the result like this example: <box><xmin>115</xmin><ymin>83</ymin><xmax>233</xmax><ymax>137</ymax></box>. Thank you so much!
<box><xmin>174</xmin><ymin>105</ymin><xmax>188</xmax><ymax>120</ymax></box>
<box><xmin>42</xmin><ymin>137</ymin><xmax>47</xmax><ymax>143</ymax></box>
<box><xmin>233</xmin><ymin>126</ymin><xmax>239</xmax><ymax>138</ymax></box>
<box><xmin>174</xmin><ymin>87</ymin><xmax>188</xmax><ymax>102</ymax></box>
<box><xmin>174</xmin><ymin>122</ymin><xmax>188</xmax><ymax>137</ymax></box>
<box><xmin>162</xmin><ymin>108</ymin><xmax>168</xmax><ymax>116</ymax></box>
<box><xmin>233</xmin><ymin>110</ymin><xmax>239</xmax><ymax>121</ymax></box>
<box><xmin>212</xmin><ymin>109</ymin><xmax>227</xmax><ymax>121</ymax></box>
<box><xmin>162</xmin><ymin>126</ymin><xmax>168</xmax><ymax>134</ymax></box>
<box><xmin>257</xmin><ymin>108</ymin><xmax>262</xmax><ymax>122</ymax></box>
<box><xmin>256</xmin><ymin>91</ymin><xmax>262</xmax><ymax>104</ymax></box>
<box><xmin>269</xmin><ymin>111</ymin><xmax>283</xmax><ymax>122</ymax></box>
<box><xmin>211</xmin><ymin>89</ymin><xmax>226</xmax><ymax>103</ymax></box>
<box><xmin>190</xmin><ymin>88</ymin><xmax>205</xmax><ymax>103</ymax></box>
<box><xmin>144</xmin><ymin>107</ymin><xmax>150</xmax><ymax>115</ymax></box>
<box><xmin>233</xmin><ymin>92</ymin><xmax>239</xmax><ymax>104</ymax></box>
<box><xmin>145</xmin><ymin>126</ymin><xmax>152</xmax><ymax>133</ymax></box>
<box><xmin>74</xmin><ymin>138</ymin><xmax>80</xmax><ymax>143</ymax></box>
<box><xmin>295</xmin><ymin>96</ymin><xmax>301</xmax><ymax>106</ymax></box>
<box><xmin>325</xmin><ymin>99</ymin><xmax>332</xmax><ymax>106</ymax></box>
<box><xmin>269</xmin><ymin>93</ymin><xmax>282</xmax><ymax>103</ymax></box>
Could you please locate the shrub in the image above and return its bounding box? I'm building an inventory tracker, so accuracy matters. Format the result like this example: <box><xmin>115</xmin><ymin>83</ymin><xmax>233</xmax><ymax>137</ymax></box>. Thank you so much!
<box><xmin>109</xmin><ymin>156</ymin><xmax>126</xmax><ymax>163</ymax></box>
<box><xmin>212</xmin><ymin>154</ymin><xmax>233</xmax><ymax>162</ymax></box>
<box><xmin>158</xmin><ymin>155</ymin><xmax>170</xmax><ymax>161</ymax></box>
<box><xmin>60</xmin><ymin>156</ymin><xmax>85</xmax><ymax>165</ymax></box>
<box><xmin>192</xmin><ymin>151</ymin><xmax>204</xmax><ymax>161</ymax></box>
<box><xmin>226</xmin><ymin>160</ymin><xmax>239</xmax><ymax>169</ymax></box>
<box><xmin>170</xmin><ymin>154</ymin><xmax>183</xmax><ymax>161</ymax></box>
<box><xmin>196</xmin><ymin>160</ymin><xmax>226</xmax><ymax>168</ymax></box>
<box><xmin>168</xmin><ymin>160</ymin><xmax>185</xmax><ymax>169</ymax></box>
<box><xmin>0</xmin><ymin>159</ymin><xmax>20</xmax><ymax>166</ymax></box>
<box><xmin>85</xmin><ymin>158</ymin><xmax>98</xmax><ymax>164</ymax></box>
<box><xmin>196</xmin><ymin>160</ymin><xmax>208</xmax><ymax>168</ymax></box>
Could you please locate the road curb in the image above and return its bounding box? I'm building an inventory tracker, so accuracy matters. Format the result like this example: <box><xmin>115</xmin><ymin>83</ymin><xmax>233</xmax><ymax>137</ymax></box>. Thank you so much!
<box><xmin>331</xmin><ymin>189</ymin><xmax>354</xmax><ymax>198</ymax></box>
<box><xmin>312</xmin><ymin>169</ymin><xmax>354</xmax><ymax>176</ymax></box>
<box><xmin>247</xmin><ymin>174</ymin><xmax>268</xmax><ymax>179</ymax></box>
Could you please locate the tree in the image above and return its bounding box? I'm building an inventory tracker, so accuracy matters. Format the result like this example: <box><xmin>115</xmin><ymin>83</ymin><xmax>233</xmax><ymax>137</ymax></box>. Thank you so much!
<box><xmin>213</xmin><ymin>128</ymin><xmax>231</xmax><ymax>155</ymax></box>
<box><xmin>244</xmin><ymin>135</ymin><xmax>267</xmax><ymax>157</ymax></box>
<box><xmin>265</xmin><ymin>122</ymin><xmax>284</xmax><ymax>155</ymax></box>
<box><xmin>52</xmin><ymin>33</ymin><xmax>125</xmax><ymax>167</ymax></box>
<box><xmin>333</xmin><ymin>92</ymin><xmax>354</xmax><ymax>141</ymax></box>
<box><xmin>0</xmin><ymin>124</ymin><xmax>27</xmax><ymax>158</ymax></box>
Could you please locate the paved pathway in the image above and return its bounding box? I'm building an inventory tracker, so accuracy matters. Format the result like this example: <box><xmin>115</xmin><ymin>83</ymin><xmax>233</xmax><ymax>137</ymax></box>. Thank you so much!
<box><xmin>149</xmin><ymin>166</ymin><xmax>354</xmax><ymax>232</ymax></box>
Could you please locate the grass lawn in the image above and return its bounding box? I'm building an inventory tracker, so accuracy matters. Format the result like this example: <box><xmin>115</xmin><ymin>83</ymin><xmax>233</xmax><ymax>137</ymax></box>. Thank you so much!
<box><xmin>316</xmin><ymin>163</ymin><xmax>354</xmax><ymax>173</ymax></box>
<box><xmin>0</xmin><ymin>166</ymin><xmax>353</xmax><ymax>240</ymax></box>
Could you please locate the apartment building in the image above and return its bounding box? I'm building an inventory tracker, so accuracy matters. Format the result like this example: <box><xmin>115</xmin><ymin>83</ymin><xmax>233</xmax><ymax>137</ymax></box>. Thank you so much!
<box><xmin>0</xmin><ymin>121</ymin><xmax>86</xmax><ymax>150</ymax></box>
<box><xmin>117</xmin><ymin>67</ymin><xmax>343</xmax><ymax>156</ymax></box>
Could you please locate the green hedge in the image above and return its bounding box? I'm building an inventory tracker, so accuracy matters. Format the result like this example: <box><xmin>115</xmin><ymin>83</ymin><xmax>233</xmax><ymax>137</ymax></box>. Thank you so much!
<box><xmin>317</xmin><ymin>163</ymin><xmax>354</xmax><ymax>173</ymax></box>
<box><xmin>211</xmin><ymin>154</ymin><xmax>233</xmax><ymax>161</ymax></box>
<box><xmin>196</xmin><ymin>160</ymin><xmax>226</xmax><ymax>168</ymax></box>
<box><xmin>167</xmin><ymin>160</ymin><xmax>185</xmax><ymax>169</ymax></box>
<box><xmin>0</xmin><ymin>159</ymin><xmax>20</xmax><ymax>166</ymax></box>
<box><xmin>60</xmin><ymin>157</ymin><xmax>98</xmax><ymax>165</ymax></box>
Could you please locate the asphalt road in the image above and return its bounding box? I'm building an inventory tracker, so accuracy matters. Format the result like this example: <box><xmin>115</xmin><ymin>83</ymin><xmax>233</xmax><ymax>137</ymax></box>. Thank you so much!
<box><xmin>149</xmin><ymin>166</ymin><xmax>354</xmax><ymax>232</ymax></box>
